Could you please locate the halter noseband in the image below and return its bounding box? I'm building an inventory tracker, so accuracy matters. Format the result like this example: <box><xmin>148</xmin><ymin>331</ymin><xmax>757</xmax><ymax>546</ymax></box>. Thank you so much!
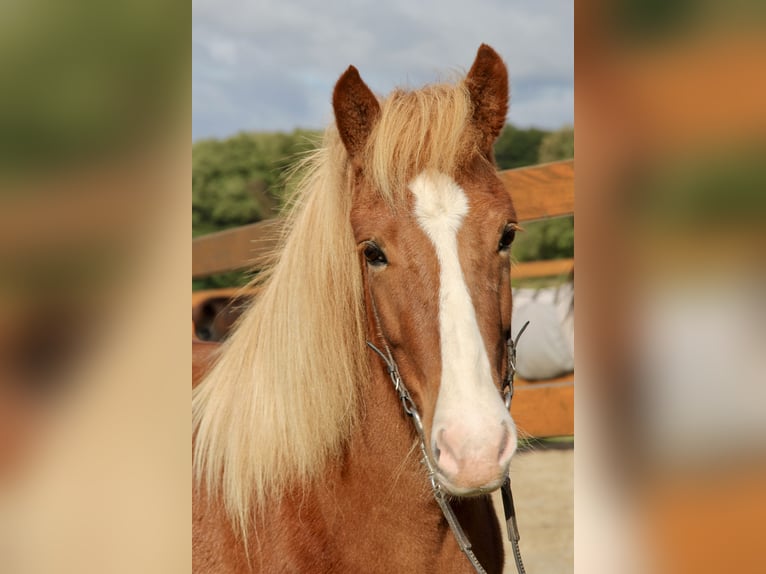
<box><xmin>366</xmin><ymin>296</ymin><xmax>529</xmax><ymax>574</ymax></box>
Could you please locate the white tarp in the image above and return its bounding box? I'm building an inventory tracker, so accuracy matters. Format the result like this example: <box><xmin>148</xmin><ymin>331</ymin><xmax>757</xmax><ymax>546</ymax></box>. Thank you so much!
<box><xmin>512</xmin><ymin>282</ymin><xmax>574</xmax><ymax>380</ymax></box>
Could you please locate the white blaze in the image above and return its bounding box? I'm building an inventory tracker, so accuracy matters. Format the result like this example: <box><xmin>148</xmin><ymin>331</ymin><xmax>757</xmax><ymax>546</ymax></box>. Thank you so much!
<box><xmin>410</xmin><ymin>170</ymin><xmax>511</xmax><ymax>450</ymax></box>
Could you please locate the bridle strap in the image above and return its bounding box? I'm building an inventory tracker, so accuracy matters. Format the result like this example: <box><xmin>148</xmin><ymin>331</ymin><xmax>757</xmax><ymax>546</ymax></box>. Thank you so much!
<box><xmin>366</xmin><ymin>340</ymin><xmax>489</xmax><ymax>574</ymax></box>
<box><xmin>365</xmin><ymin>287</ymin><xmax>529</xmax><ymax>574</ymax></box>
<box><xmin>502</xmin><ymin>321</ymin><xmax>530</xmax><ymax>409</ymax></box>
<box><xmin>499</xmin><ymin>320</ymin><xmax>529</xmax><ymax>574</ymax></box>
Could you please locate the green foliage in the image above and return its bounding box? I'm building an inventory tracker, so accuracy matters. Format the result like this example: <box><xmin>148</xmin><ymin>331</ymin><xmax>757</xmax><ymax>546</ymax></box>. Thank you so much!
<box><xmin>494</xmin><ymin>125</ymin><xmax>548</xmax><ymax>170</ymax></box>
<box><xmin>512</xmin><ymin>217</ymin><xmax>574</xmax><ymax>262</ymax></box>
<box><xmin>537</xmin><ymin>126</ymin><xmax>574</xmax><ymax>164</ymax></box>
<box><xmin>192</xmin><ymin>130</ymin><xmax>320</xmax><ymax>231</ymax></box>
<box><xmin>192</xmin><ymin>271</ymin><xmax>252</xmax><ymax>292</ymax></box>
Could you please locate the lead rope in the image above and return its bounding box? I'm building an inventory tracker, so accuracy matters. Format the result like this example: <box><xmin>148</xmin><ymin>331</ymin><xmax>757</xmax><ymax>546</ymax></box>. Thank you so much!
<box><xmin>366</xmin><ymin>290</ymin><xmax>530</xmax><ymax>574</ymax></box>
<box><xmin>501</xmin><ymin>321</ymin><xmax>530</xmax><ymax>574</ymax></box>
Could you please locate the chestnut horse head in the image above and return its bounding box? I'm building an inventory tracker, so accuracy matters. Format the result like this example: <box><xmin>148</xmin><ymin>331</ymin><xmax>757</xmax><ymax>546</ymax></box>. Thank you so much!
<box><xmin>193</xmin><ymin>44</ymin><xmax>517</xmax><ymax>540</ymax></box>
<box><xmin>334</xmin><ymin>44</ymin><xmax>517</xmax><ymax>494</ymax></box>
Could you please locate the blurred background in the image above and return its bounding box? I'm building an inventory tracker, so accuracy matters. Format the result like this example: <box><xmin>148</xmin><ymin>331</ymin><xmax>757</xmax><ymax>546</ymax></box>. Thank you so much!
<box><xmin>0</xmin><ymin>0</ymin><xmax>190</xmax><ymax>571</ymax></box>
<box><xmin>576</xmin><ymin>0</ymin><xmax>766</xmax><ymax>573</ymax></box>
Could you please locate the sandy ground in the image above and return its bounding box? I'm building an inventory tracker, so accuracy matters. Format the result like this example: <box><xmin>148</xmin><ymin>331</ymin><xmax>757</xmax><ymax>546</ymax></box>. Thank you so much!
<box><xmin>492</xmin><ymin>446</ymin><xmax>574</xmax><ymax>574</ymax></box>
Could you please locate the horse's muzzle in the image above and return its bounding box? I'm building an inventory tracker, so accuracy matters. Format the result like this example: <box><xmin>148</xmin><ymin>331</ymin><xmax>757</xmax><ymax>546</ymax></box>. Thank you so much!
<box><xmin>431</xmin><ymin>419</ymin><xmax>516</xmax><ymax>494</ymax></box>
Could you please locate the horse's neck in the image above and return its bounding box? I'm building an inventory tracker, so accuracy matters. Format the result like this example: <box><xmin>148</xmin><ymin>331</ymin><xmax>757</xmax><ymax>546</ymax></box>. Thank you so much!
<box><xmin>268</xmin><ymin>365</ymin><xmax>505</xmax><ymax>574</ymax></box>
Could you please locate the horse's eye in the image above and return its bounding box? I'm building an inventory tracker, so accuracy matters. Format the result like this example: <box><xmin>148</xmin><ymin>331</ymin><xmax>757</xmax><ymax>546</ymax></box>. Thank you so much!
<box><xmin>498</xmin><ymin>224</ymin><xmax>516</xmax><ymax>252</ymax></box>
<box><xmin>363</xmin><ymin>243</ymin><xmax>388</xmax><ymax>266</ymax></box>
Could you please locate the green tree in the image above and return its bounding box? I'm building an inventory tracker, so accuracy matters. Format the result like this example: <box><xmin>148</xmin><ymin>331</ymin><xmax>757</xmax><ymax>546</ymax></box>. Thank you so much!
<box><xmin>537</xmin><ymin>125</ymin><xmax>574</xmax><ymax>163</ymax></box>
<box><xmin>192</xmin><ymin>129</ymin><xmax>320</xmax><ymax>236</ymax></box>
<box><xmin>494</xmin><ymin>125</ymin><xmax>548</xmax><ymax>170</ymax></box>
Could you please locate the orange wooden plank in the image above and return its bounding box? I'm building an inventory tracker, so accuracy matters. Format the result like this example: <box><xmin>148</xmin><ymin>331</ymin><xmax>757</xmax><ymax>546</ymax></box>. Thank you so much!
<box><xmin>513</xmin><ymin>258</ymin><xmax>573</xmax><ymax>279</ymax></box>
<box><xmin>191</xmin><ymin>287</ymin><xmax>259</xmax><ymax>306</ymax></box>
<box><xmin>511</xmin><ymin>379</ymin><xmax>574</xmax><ymax>438</ymax></box>
<box><xmin>499</xmin><ymin>160</ymin><xmax>574</xmax><ymax>223</ymax></box>
<box><xmin>192</xmin><ymin>219</ymin><xmax>281</xmax><ymax>278</ymax></box>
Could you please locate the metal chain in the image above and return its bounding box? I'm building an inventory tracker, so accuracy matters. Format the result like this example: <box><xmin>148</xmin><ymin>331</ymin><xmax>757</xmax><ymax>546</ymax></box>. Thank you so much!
<box><xmin>366</xmin><ymin>341</ymin><xmax>487</xmax><ymax>574</ymax></box>
<box><xmin>366</xmin><ymin>319</ymin><xmax>530</xmax><ymax>574</ymax></box>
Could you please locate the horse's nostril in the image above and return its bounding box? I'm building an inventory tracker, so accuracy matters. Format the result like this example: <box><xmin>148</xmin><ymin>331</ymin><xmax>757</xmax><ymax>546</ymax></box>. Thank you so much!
<box><xmin>433</xmin><ymin>443</ymin><xmax>441</xmax><ymax>462</ymax></box>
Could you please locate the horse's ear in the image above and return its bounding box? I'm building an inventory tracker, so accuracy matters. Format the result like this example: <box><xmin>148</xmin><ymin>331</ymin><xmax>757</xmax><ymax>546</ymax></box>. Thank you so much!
<box><xmin>465</xmin><ymin>44</ymin><xmax>509</xmax><ymax>156</ymax></box>
<box><xmin>333</xmin><ymin>66</ymin><xmax>380</xmax><ymax>160</ymax></box>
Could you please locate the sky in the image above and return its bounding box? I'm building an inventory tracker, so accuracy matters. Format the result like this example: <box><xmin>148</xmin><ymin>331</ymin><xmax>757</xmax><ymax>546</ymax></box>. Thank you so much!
<box><xmin>192</xmin><ymin>0</ymin><xmax>573</xmax><ymax>141</ymax></box>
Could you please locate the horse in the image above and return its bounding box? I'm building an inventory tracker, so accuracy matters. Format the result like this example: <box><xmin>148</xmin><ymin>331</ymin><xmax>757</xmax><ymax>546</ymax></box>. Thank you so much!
<box><xmin>193</xmin><ymin>44</ymin><xmax>521</xmax><ymax>573</ymax></box>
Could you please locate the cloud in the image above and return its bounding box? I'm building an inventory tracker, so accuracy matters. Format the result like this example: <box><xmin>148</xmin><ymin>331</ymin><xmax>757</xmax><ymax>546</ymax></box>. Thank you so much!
<box><xmin>193</xmin><ymin>0</ymin><xmax>573</xmax><ymax>140</ymax></box>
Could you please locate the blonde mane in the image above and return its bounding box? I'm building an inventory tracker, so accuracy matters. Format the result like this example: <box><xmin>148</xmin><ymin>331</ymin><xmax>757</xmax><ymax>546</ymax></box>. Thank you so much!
<box><xmin>192</xmin><ymin>78</ymin><xmax>477</xmax><ymax>536</ymax></box>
